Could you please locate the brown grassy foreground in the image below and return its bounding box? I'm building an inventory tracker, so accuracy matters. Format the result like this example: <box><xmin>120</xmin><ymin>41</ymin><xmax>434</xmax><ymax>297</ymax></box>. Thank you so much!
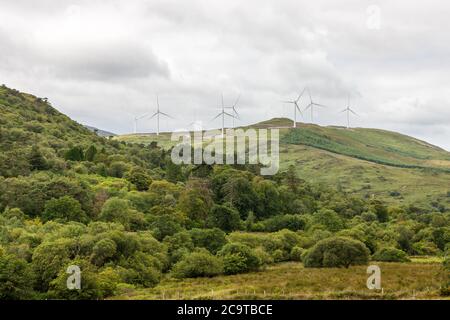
<box><xmin>113</xmin><ymin>261</ymin><xmax>447</xmax><ymax>300</ymax></box>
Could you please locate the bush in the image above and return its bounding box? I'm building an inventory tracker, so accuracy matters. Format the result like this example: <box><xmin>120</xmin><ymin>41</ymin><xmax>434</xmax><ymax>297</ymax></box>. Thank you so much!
<box><xmin>253</xmin><ymin>214</ymin><xmax>306</xmax><ymax>232</ymax></box>
<box><xmin>48</xmin><ymin>259</ymin><xmax>120</xmax><ymax>299</ymax></box>
<box><xmin>311</xmin><ymin>209</ymin><xmax>344</xmax><ymax>232</ymax></box>
<box><xmin>412</xmin><ymin>241</ymin><xmax>439</xmax><ymax>256</ymax></box>
<box><xmin>108</xmin><ymin>161</ymin><xmax>129</xmax><ymax>178</ymax></box>
<box><xmin>64</xmin><ymin>146</ymin><xmax>84</xmax><ymax>161</ymax></box>
<box><xmin>189</xmin><ymin>228</ymin><xmax>227</xmax><ymax>254</ymax></box>
<box><xmin>290</xmin><ymin>246</ymin><xmax>305</xmax><ymax>262</ymax></box>
<box><xmin>218</xmin><ymin>243</ymin><xmax>262</xmax><ymax>275</ymax></box>
<box><xmin>172</xmin><ymin>249</ymin><xmax>223</xmax><ymax>278</ymax></box>
<box><xmin>0</xmin><ymin>254</ymin><xmax>34</xmax><ymax>299</ymax></box>
<box><xmin>303</xmin><ymin>237</ymin><xmax>370</xmax><ymax>268</ymax></box>
<box><xmin>119</xmin><ymin>255</ymin><xmax>161</xmax><ymax>287</ymax></box>
<box><xmin>125</xmin><ymin>167</ymin><xmax>152</xmax><ymax>191</ymax></box>
<box><xmin>99</xmin><ymin>198</ymin><xmax>145</xmax><ymax>230</ymax></box>
<box><xmin>90</xmin><ymin>239</ymin><xmax>117</xmax><ymax>266</ymax></box>
<box><xmin>43</xmin><ymin>196</ymin><xmax>88</xmax><ymax>223</ymax></box>
<box><xmin>207</xmin><ymin>204</ymin><xmax>241</xmax><ymax>232</ymax></box>
<box><xmin>372</xmin><ymin>247</ymin><xmax>410</xmax><ymax>262</ymax></box>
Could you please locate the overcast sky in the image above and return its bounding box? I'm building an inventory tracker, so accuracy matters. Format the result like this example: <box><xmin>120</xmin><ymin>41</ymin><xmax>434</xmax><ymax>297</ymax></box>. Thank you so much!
<box><xmin>0</xmin><ymin>0</ymin><xmax>449</xmax><ymax>150</ymax></box>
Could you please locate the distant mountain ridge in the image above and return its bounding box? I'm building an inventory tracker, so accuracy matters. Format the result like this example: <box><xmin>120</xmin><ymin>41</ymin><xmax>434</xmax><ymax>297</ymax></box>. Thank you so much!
<box><xmin>84</xmin><ymin>125</ymin><xmax>116</xmax><ymax>137</ymax></box>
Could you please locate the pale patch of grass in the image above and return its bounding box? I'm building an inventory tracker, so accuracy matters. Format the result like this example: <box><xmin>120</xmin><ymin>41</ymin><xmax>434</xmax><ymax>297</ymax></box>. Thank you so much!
<box><xmin>111</xmin><ymin>262</ymin><xmax>446</xmax><ymax>300</ymax></box>
<box><xmin>410</xmin><ymin>256</ymin><xmax>445</xmax><ymax>264</ymax></box>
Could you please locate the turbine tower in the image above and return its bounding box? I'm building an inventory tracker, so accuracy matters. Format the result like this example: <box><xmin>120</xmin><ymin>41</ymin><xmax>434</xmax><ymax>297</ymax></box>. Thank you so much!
<box><xmin>149</xmin><ymin>95</ymin><xmax>173</xmax><ymax>136</ymax></box>
<box><xmin>341</xmin><ymin>94</ymin><xmax>358</xmax><ymax>129</ymax></box>
<box><xmin>304</xmin><ymin>88</ymin><xmax>326</xmax><ymax>123</ymax></box>
<box><xmin>282</xmin><ymin>88</ymin><xmax>306</xmax><ymax>128</ymax></box>
<box><xmin>212</xmin><ymin>93</ymin><xmax>235</xmax><ymax>137</ymax></box>
<box><xmin>225</xmin><ymin>94</ymin><xmax>240</xmax><ymax>128</ymax></box>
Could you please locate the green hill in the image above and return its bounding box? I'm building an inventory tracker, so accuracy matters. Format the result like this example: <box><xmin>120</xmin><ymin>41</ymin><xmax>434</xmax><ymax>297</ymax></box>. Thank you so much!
<box><xmin>0</xmin><ymin>85</ymin><xmax>108</xmax><ymax>177</ymax></box>
<box><xmin>115</xmin><ymin>117</ymin><xmax>450</xmax><ymax>205</ymax></box>
<box><xmin>0</xmin><ymin>85</ymin><xmax>448</xmax><ymax>300</ymax></box>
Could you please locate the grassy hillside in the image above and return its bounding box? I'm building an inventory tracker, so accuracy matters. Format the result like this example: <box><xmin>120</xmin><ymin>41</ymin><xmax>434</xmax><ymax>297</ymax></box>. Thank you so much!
<box><xmin>0</xmin><ymin>85</ymin><xmax>108</xmax><ymax>177</ymax></box>
<box><xmin>114</xmin><ymin>118</ymin><xmax>450</xmax><ymax>205</ymax></box>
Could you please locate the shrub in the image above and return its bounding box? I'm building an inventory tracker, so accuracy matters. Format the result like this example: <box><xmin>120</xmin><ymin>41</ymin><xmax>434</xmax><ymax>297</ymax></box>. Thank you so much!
<box><xmin>31</xmin><ymin>239</ymin><xmax>77</xmax><ymax>291</ymax></box>
<box><xmin>99</xmin><ymin>198</ymin><xmax>145</xmax><ymax>230</ymax></box>
<box><xmin>412</xmin><ymin>241</ymin><xmax>439</xmax><ymax>256</ymax></box>
<box><xmin>0</xmin><ymin>254</ymin><xmax>34</xmax><ymax>299</ymax></box>
<box><xmin>304</xmin><ymin>237</ymin><xmax>370</xmax><ymax>268</ymax></box>
<box><xmin>218</xmin><ymin>243</ymin><xmax>262</xmax><ymax>275</ymax></box>
<box><xmin>311</xmin><ymin>209</ymin><xmax>344</xmax><ymax>232</ymax></box>
<box><xmin>253</xmin><ymin>247</ymin><xmax>273</xmax><ymax>265</ymax></box>
<box><xmin>290</xmin><ymin>246</ymin><xmax>305</xmax><ymax>262</ymax></box>
<box><xmin>272</xmin><ymin>249</ymin><xmax>289</xmax><ymax>262</ymax></box>
<box><xmin>108</xmin><ymin>161</ymin><xmax>129</xmax><ymax>178</ymax></box>
<box><xmin>90</xmin><ymin>239</ymin><xmax>117</xmax><ymax>266</ymax></box>
<box><xmin>48</xmin><ymin>259</ymin><xmax>120</xmax><ymax>299</ymax></box>
<box><xmin>125</xmin><ymin>167</ymin><xmax>152</xmax><ymax>191</ymax></box>
<box><xmin>119</xmin><ymin>253</ymin><xmax>161</xmax><ymax>287</ymax></box>
<box><xmin>64</xmin><ymin>146</ymin><xmax>84</xmax><ymax>161</ymax></box>
<box><xmin>84</xmin><ymin>145</ymin><xmax>98</xmax><ymax>162</ymax></box>
<box><xmin>372</xmin><ymin>247</ymin><xmax>410</xmax><ymax>262</ymax></box>
<box><xmin>207</xmin><ymin>204</ymin><xmax>241</xmax><ymax>232</ymax></box>
<box><xmin>43</xmin><ymin>196</ymin><xmax>88</xmax><ymax>223</ymax></box>
<box><xmin>172</xmin><ymin>249</ymin><xmax>223</xmax><ymax>278</ymax></box>
<box><xmin>189</xmin><ymin>228</ymin><xmax>228</xmax><ymax>254</ymax></box>
<box><xmin>361</xmin><ymin>211</ymin><xmax>377</xmax><ymax>222</ymax></box>
<box><xmin>29</xmin><ymin>146</ymin><xmax>48</xmax><ymax>171</ymax></box>
<box><xmin>253</xmin><ymin>214</ymin><xmax>306</xmax><ymax>232</ymax></box>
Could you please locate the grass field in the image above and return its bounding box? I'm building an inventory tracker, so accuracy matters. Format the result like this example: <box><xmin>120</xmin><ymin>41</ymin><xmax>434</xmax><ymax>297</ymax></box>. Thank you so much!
<box><xmin>113</xmin><ymin>261</ymin><xmax>446</xmax><ymax>300</ymax></box>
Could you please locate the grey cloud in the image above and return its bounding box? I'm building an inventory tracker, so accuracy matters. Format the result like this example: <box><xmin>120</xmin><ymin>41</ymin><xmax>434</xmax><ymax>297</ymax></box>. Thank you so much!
<box><xmin>46</xmin><ymin>42</ymin><xmax>170</xmax><ymax>81</ymax></box>
<box><xmin>0</xmin><ymin>0</ymin><xmax>449</xmax><ymax>150</ymax></box>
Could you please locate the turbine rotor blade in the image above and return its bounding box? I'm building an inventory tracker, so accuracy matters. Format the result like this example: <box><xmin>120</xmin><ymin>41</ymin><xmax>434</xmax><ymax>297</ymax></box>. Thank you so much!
<box><xmin>233</xmin><ymin>94</ymin><xmax>240</xmax><ymax>107</ymax></box>
<box><xmin>159</xmin><ymin>111</ymin><xmax>173</xmax><ymax>119</ymax></box>
<box><xmin>307</xmin><ymin>88</ymin><xmax>313</xmax><ymax>102</ymax></box>
<box><xmin>296</xmin><ymin>88</ymin><xmax>306</xmax><ymax>102</ymax></box>
<box><xmin>295</xmin><ymin>103</ymin><xmax>303</xmax><ymax>115</ymax></box>
<box><xmin>211</xmin><ymin>113</ymin><xmax>222</xmax><ymax>121</ymax></box>
<box><xmin>149</xmin><ymin>112</ymin><xmax>158</xmax><ymax>119</ymax></box>
<box><xmin>224</xmin><ymin>111</ymin><xmax>235</xmax><ymax>118</ymax></box>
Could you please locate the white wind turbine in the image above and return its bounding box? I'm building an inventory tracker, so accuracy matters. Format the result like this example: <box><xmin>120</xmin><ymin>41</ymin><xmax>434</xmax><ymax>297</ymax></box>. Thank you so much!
<box><xmin>211</xmin><ymin>94</ymin><xmax>235</xmax><ymax>137</ymax></box>
<box><xmin>282</xmin><ymin>88</ymin><xmax>306</xmax><ymax>128</ymax></box>
<box><xmin>304</xmin><ymin>88</ymin><xmax>327</xmax><ymax>123</ymax></box>
<box><xmin>133</xmin><ymin>113</ymin><xmax>150</xmax><ymax>134</ymax></box>
<box><xmin>225</xmin><ymin>94</ymin><xmax>240</xmax><ymax>128</ymax></box>
<box><xmin>341</xmin><ymin>94</ymin><xmax>358</xmax><ymax>129</ymax></box>
<box><xmin>149</xmin><ymin>95</ymin><xmax>173</xmax><ymax>136</ymax></box>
